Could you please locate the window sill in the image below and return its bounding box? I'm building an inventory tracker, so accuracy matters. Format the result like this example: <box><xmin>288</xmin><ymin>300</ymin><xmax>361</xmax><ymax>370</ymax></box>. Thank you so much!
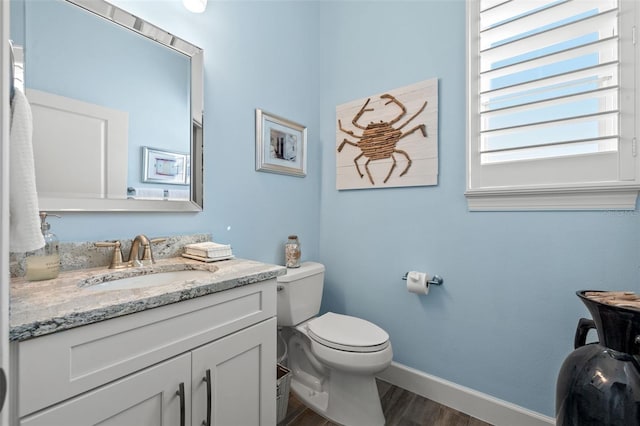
<box><xmin>465</xmin><ymin>186</ymin><xmax>640</xmax><ymax>211</ymax></box>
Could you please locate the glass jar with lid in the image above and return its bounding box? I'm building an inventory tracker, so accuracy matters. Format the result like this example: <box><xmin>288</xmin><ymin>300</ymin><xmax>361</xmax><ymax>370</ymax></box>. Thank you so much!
<box><xmin>285</xmin><ymin>235</ymin><xmax>301</xmax><ymax>268</ymax></box>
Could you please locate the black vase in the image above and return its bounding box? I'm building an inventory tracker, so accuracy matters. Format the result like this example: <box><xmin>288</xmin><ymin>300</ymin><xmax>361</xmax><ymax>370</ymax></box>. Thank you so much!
<box><xmin>556</xmin><ymin>291</ymin><xmax>640</xmax><ymax>426</ymax></box>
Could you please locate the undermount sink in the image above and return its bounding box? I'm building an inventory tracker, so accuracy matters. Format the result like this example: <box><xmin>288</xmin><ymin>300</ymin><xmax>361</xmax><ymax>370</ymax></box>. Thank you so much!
<box><xmin>83</xmin><ymin>268</ymin><xmax>216</xmax><ymax>291</ymax></box>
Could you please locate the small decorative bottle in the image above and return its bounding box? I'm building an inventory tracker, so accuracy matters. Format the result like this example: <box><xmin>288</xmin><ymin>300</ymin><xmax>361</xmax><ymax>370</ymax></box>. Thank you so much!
<box><xmin>285</xmin><ymin>235</ymin><xmax>301</xmax><ymax>268</ymax></box>
<box><xmin>25</xmin><ymin>212</ymin><xmax>61</xmax><ymax>281</ymax></box>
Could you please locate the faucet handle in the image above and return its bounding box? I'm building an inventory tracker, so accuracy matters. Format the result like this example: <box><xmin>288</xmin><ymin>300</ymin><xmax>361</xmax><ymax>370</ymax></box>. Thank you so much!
<box><xmin>140</xmin><ymin>237</ymin><xmax>167</xmax><ymax>265</ymax></box>
<box><xmin>95</xmin><ymin>241</ymin><xmax>127</xmax><ymax>269</ymax></box>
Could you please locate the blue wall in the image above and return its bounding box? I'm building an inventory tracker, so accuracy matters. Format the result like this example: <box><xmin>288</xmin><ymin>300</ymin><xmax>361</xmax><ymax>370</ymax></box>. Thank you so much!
<box><xmin>12</xmin><ymin>0</ymin><xmax>640</xmax><ymax>418</ymax></box>
<box><xmin>317</xmin><ymin>0</ymin><xmax>640</xmax><ymax>417</ymax></box>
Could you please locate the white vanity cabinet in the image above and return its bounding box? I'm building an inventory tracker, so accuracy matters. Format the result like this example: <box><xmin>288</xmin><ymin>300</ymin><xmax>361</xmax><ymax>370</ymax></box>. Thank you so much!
<box><xmin>12</xmin><ymin>279</ymin><xmax>277</xmax><ymax>426</ymax></box>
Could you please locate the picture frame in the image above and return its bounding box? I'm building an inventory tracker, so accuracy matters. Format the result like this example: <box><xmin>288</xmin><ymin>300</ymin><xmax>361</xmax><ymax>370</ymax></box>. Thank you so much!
<box><xmin>142</xmin><ymin>146</ymin><xmax>188</xmax><ymax>185</ymax></box>
<box><xmin>255</xmin><ymin>109</ymin><xmax>307</xmax><ymax>177</ymax></box>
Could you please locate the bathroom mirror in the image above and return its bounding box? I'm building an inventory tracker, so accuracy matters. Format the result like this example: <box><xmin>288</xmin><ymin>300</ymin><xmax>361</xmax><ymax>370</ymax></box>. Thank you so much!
<box><xmin>16</xmin><ymin>0</ymin><xmax>203</xmax><ymax>212</ymax></box>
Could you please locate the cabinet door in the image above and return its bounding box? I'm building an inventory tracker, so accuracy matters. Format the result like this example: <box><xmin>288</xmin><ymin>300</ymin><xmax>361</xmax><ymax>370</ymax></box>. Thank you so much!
<box><xmin>192</xmin><ymin>318</ymin><xmax>276</xmax><ymax>426</ymax></box>
<box><xmin>21</xmin><ymin>353</ymin><xmax>191</xmax><ymax>426</ymax></box>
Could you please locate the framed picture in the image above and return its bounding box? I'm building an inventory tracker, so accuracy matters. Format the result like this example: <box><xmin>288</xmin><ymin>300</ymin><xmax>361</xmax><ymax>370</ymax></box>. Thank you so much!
<box><xmin>255</xmin><ymin>109</ymin><xmax>307</xmax><ymax>177</ymax></box>
<box><xmin>142</xmin><ymin>146</ymin><xmax>188</xmax><ymax>185</ymax></box>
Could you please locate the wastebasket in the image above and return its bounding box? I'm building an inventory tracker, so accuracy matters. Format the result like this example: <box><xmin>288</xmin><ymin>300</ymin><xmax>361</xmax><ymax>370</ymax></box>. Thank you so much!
<box><xmin>276</xmin><ymin>364</ymin><xmax>291</xmax><ymax>423</ymax></box>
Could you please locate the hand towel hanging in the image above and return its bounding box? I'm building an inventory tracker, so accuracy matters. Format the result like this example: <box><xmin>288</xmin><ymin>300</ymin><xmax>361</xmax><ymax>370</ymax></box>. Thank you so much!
<box><xmin>9</xmin><ymin>89</ymin><xmax>45</xmax><ymax>252</ymax></box>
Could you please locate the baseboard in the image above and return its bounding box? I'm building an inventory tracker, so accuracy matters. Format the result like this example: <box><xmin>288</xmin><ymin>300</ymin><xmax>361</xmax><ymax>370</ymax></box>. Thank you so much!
<box><xmin>377</xmin><ymin>362</ymin><xmax>555</xmax><ymax>426</ymax></box>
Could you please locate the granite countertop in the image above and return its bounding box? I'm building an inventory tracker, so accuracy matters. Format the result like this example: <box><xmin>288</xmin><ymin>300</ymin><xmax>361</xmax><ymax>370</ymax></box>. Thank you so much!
<box><xmin>10</xmin><ymin>257</ymin><xmax>286</xmax><ymax>341</ymax></box>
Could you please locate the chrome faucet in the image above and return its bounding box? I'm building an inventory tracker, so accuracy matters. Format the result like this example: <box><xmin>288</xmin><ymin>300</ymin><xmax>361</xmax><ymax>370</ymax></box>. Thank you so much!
<box><xmin>96</xmin><ymin>235</ymin><xmax>167</xmax><ymax>269</ymax></box>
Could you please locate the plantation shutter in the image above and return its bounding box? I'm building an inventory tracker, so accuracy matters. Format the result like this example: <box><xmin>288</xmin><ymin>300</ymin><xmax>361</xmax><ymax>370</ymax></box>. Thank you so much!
<box><xmin>467</xmin><ymin>0</ymin><xmax>638</xmax><ymax>207</ymax></box>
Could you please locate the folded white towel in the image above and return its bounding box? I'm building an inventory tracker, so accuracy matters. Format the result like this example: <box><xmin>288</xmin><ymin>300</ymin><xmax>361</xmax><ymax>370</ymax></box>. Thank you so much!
<box><xmin>129</xmin><ymin>187</ymin><xmax>165</xmax><ymax>200</ymax></box>
<box><xmin>167</xmin><ymin>189</ymin><xmax>190</xmax><ymax>200</ymax></box>
<box><xmin>10</xmin><ymin>89</ymin><xmax>45</xmax><ymax>253</ymax></box>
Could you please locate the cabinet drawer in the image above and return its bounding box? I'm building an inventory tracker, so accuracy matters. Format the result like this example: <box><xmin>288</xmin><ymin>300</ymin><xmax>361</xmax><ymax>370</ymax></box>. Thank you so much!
<box><xmin>17</xmin><ymin>279</ymin><xmax>276</xmax><ymax>416</ymax></box>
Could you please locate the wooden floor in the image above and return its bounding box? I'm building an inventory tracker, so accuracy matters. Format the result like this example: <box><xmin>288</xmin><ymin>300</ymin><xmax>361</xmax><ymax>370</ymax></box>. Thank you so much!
<box><xmin>279</xmin><ymin>379</ymin><xmax>493</xmax><ymax>426</ymax></box>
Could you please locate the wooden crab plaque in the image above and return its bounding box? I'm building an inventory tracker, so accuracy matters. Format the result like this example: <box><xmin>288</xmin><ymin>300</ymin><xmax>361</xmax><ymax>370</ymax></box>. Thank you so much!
<box><xmin>336</xmin><ymin>79</ymin><xmax>438</xmax><ymax>190</ymax></box>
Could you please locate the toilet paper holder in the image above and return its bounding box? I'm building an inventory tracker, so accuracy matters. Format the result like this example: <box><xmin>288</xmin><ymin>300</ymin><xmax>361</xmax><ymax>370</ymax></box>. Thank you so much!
<box><xmin>402</xmin><ymin>272</ymin><xmax>444</xmax><ymax>286</ymax></box>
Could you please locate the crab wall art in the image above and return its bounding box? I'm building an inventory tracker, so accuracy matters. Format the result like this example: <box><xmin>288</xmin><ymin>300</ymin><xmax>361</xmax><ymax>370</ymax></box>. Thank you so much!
<box><xmin>335</xmin><ymin>79</ymin><xmax>438</xmax><ymax>190</ymax></box>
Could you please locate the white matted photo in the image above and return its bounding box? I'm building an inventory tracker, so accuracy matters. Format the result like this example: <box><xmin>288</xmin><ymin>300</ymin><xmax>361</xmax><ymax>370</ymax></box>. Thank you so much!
<box><xmin>142</xmin><ymin>146</ymin><xmax>188</xmax><ymax>185</ymax></box>
<box><xmin>255</xmin><ymin>109</ymin><xmax>307</xmax><ymax>177</ymax></box>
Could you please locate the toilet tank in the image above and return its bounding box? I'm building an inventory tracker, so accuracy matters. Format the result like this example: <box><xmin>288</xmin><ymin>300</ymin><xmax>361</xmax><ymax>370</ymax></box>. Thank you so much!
<box><xmin>276</xmin><ymin>262</ymin><xmax>325</xmax><ymax>326</ymax></box>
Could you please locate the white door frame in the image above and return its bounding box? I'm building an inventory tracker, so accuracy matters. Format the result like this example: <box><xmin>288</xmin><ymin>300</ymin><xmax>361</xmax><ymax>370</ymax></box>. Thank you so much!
<box><xmin>1</xmin><ymin>1</ymin><xmax>12</xmax><ymax>424</ymax></box>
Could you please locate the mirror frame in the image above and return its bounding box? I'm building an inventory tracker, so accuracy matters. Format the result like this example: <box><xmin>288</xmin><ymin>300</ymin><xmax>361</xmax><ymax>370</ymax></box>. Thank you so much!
<box><xmin>34</xmin><ymin>0</ymin><xmax>204</xmax><ymax>212</ymax></box>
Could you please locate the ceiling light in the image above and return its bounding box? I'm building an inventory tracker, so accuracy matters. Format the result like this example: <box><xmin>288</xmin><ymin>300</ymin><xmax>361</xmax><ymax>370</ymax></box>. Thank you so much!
<box><xmin>183</xmin><ymin>0</ymin><xmax>207</xmax><ymax>13</ymax></box>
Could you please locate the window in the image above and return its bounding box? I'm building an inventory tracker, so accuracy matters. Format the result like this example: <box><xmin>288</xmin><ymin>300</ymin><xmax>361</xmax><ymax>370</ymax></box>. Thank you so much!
<box><xmin>466</xmin><ymin>0</ymin><xmax>639</xmax><ymax>210</ymax></box>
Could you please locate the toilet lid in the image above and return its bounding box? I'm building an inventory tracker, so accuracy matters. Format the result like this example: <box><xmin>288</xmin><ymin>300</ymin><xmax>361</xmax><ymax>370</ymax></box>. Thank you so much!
<box><xmin>307</xmin><ymin>312</ymin><xmax>389</xmax><ymax>353</ymax></box>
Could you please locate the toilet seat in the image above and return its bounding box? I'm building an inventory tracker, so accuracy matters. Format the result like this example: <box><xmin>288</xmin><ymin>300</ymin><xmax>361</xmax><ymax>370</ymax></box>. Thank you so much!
<box><xmin>306</xmin><ymin>312</ymin><xmax>389</xmax><ymax>353</ymax></box>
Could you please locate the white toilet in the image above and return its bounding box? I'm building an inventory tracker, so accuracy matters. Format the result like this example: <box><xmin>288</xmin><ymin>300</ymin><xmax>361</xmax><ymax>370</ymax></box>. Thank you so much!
<box><xmin>277</xmin><ymin>262</ymin><xmax>392</xmax><ymax>426</ymax></box>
